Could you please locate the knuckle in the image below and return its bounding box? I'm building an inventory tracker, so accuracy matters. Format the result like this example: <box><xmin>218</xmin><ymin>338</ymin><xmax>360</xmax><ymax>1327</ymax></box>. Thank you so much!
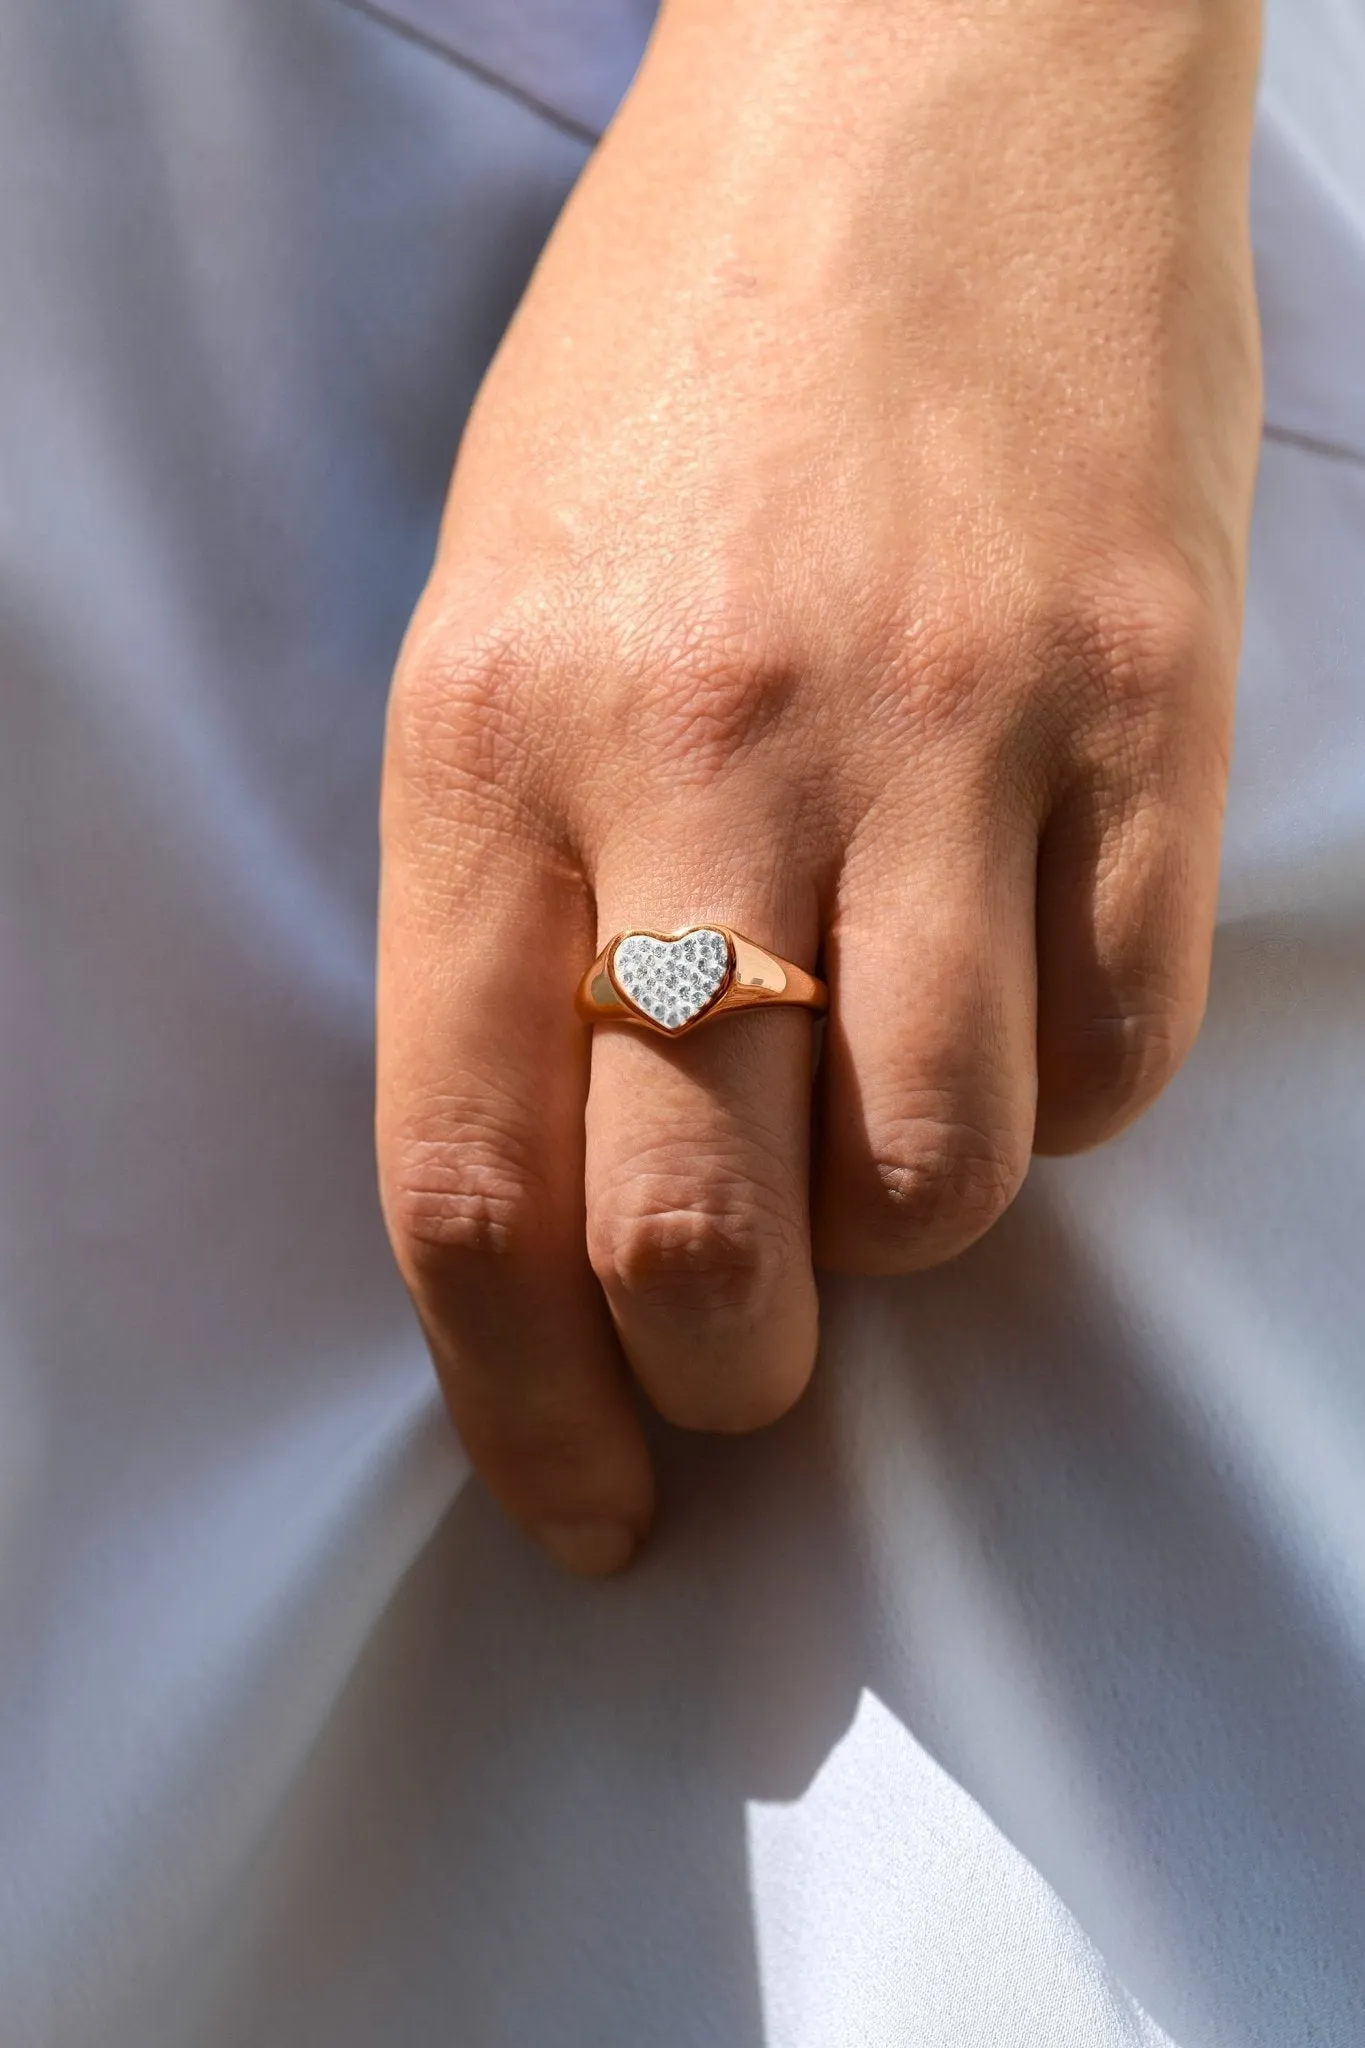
<box><xmin>1039</xmin><ymin>991</ymin><xmax>1202</xmax><ymax>1151</ymax></box>
<box><xmin>910</xmin><ymin>598</ymin><xmax>1012</xmax><ymax>697</ymax></box>
<box><xmin>388</xmin><ymin>614</ymin><xmax>550</xmax><ymax>823</ymax></box>
<box><xmin>874</xmin><ymin>1122</ymin><xmax>1023</xmax><ymax>1250</ymax></box>
<box><xmin>589</xmin><ymin>1173</ymin><xmax>795</xmax><ymax>1317</ymax></box>
<box><xmin>883</xmin><ymin>596</ymin><xmax>1015</xmax><ymax>743</ymax></box>
<box><xmin>381</xmin><ymin>1114</ymin><xmax>547</xmax><ymax>1281</ymax></box>
<box><xmin>1070</xmin><ymin>559</ymin><xmax>1222</xmax><ymax>724</ymax></box>
<box><xmin>615</xmin><ymin>596</ymin><xmax>803</xmax><ymax>783</ymax></box>
<box><xmin>826</xmin><ymin>1111</ymin><xmax>1026</xmax><ymax>1273</ymax></box>
<box><xmin>1006</xmin><ymin>559</ymin><xmax>1234</xmax><ymax>799</ymax></box>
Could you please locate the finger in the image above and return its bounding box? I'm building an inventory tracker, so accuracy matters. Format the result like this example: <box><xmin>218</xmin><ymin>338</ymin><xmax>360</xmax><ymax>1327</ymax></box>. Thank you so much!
<box><xmin>813</xmin><ymin>796</ymin><xmax>1038</xmax><ymax>1274</ymax></box>
<box><xmin>376</xmin><ymin>686</ymin><xmax>653</xmax><ymax>1577</ymax></box>
<box><xmin>1031</xmin><ymin>571</ymin><xmax>1234</xmax><ymax>1154</ymax></box>
<box><xmin>584</xmin><ymin>834</ymin><xmax>821</xmax><ymax>1434</ymax></box>
<box><xmin>1032</xmin><ymin>761</ymin><xmax>1222</xmax><ymax>1156</ymax></box>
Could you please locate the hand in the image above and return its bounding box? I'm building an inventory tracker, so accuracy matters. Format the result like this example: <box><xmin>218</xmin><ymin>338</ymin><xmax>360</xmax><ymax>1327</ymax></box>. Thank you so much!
<box><xmin>376</xmin><ymin>0</ymin><xmax>1262</xmax><ymax>1573</ymax></box>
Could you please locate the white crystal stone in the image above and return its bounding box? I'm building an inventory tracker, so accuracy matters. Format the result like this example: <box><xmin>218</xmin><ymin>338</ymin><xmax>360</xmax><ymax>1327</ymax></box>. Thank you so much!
<box><xmin>612</xmin><ymin>928</ymin><xmax>730</xmax><ymax>1030</ymax></box>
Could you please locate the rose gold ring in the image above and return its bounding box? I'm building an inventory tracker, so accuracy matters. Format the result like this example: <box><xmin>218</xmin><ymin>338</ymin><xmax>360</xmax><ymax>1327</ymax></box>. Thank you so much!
<box><xmin>576</xmin><ymin>926</ymin><xmax>827</xmax><ymax>1038</ymax></box>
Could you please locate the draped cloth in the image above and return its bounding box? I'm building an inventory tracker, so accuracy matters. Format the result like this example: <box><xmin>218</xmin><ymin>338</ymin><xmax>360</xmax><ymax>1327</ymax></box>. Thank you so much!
<box><xmin>2</xmin><ymin>2</ymin><xmax>1363</xmax><ymax>2041</ymax></box>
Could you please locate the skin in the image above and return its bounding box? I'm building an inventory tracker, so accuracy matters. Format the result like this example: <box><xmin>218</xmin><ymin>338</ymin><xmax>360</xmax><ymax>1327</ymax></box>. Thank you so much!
<box><xmin>376</xmin><ymin>0</ymin><xmax>1263</xmax><ymax>1575</ymax></box>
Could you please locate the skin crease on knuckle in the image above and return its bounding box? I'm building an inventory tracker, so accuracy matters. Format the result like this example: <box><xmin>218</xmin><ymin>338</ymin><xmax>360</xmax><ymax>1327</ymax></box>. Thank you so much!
<box><xmin>589</xmin><ymin>1184</ymin><xmax>794</xmax><ymax>1319</ymax></box>
<box><xmin>818</xmin><ymin>1109</ymin><xmax>1032</xmax><ymax>1277</ymax></box>
<box><xmin>1032</xmin><ymin>820</ymin><xmax>1212</xmax><ymax>1135</ymax></box>
<box><xmin>380</xmin><ymin>1117</ymin><xmax>550</xmax><ymax>1289</ymax></box>
<box><xmin>387</xmin><ymin>627</ymin><xmax>559</xmax><ymax>839</ymax></box>
<box><xmin>586</xmin><ymin>1165</ymin><xmax>816</xmax><ymax>1432</ymax></box>
<box><xmin>1035</xmin><ymin>981</ymin><xmax>1205</xmax><ymax>1155</ymax></box>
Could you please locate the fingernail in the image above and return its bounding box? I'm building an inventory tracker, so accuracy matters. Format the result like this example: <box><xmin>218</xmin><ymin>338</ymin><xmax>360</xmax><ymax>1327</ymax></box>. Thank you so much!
<box><xmin>535</xmin><ymin>1519</ymin><xmax>640</xmax><ymax>1578</ymax></box>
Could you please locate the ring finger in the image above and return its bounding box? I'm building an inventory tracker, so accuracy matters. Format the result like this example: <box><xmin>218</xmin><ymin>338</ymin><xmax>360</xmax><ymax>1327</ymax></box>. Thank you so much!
<box><xmin>585</xmin><ymin>823</ymin><xmax>824</xmax><ymax>1433</ymax></box>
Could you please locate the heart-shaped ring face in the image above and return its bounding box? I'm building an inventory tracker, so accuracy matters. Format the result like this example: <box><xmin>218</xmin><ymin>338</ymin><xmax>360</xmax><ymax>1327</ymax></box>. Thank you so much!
<box><xmin>610</xmin><ymin>928</ymin><xmax>732</xmax><ymax>1032</ymax></box>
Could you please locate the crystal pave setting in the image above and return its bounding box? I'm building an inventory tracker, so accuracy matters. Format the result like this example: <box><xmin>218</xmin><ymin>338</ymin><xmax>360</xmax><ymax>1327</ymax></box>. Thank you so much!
<box><xmin>609</xmin><ymin>928</ymin><xmax>732</xmax><ymax>1033</ymax></box>
<box><xmin>579</xmin><ymin>926</ymin><xmax>826</xmax><ymax>1034</ymax></box>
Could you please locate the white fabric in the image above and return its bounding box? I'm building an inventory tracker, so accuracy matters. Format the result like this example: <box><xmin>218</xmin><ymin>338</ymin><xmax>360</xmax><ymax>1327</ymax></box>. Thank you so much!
<box><xmin>2</xmin><ymin>1</ymin><xmax>1363</xmax><ymax>2043</ymax></box>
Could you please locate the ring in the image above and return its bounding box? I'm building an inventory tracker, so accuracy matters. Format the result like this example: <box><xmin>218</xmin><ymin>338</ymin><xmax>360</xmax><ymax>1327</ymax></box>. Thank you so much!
<box><xmin>576</xmin><ymin>926</ymin><xmax>827</xmax><ymax>1037</ymax></box>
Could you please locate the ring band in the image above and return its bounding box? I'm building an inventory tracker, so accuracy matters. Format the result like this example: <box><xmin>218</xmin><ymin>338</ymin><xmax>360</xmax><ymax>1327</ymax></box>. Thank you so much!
<box><xmin>576</xmin><ymin>925</ymin><xmax>827</xmax><ymax>1037</ymax></box>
